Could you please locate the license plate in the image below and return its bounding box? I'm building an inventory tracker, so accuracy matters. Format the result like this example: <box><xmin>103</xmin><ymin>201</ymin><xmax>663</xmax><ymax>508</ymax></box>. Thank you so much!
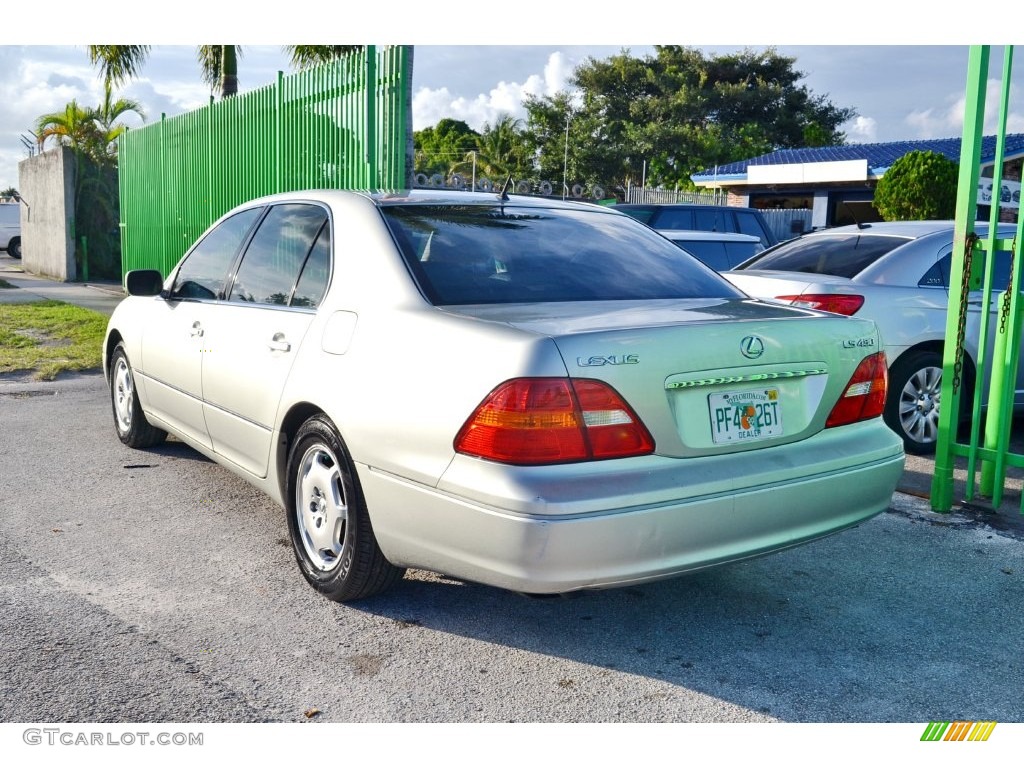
<box><xmin>709</xmin><ymin>388</ymin><xmax>783</xmax><ymax>444</ymax></box>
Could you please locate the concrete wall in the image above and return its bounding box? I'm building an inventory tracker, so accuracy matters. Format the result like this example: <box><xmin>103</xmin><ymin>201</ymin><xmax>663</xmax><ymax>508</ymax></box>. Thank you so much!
<box><xmin>17</xmin><ymin>147</ymin><xmax>77</xmax><ymax>281</ymax></box>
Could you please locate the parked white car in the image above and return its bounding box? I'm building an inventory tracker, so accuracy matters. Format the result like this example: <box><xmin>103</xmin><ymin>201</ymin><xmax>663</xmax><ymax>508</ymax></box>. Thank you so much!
<box><xmin>0</xmin><ymin>202</ymin><xmax>21</xmax><ymax>259</ymax></box>
<box><xmin>104</xmin><ymin>190</ymin><xmax>903</xmax><ymax>602</ymax></box>
<box><xmin>724</xmin><ymin>220</ymin><xmax>1020</xmax><ymax>454</ymax></box>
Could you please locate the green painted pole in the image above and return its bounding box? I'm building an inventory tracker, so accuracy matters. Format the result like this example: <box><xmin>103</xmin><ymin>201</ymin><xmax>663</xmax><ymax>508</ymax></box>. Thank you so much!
<box><xmin>979</xmin><ymin>47</ymin><xmax>1016</xmax><ymax>500</ymax></box>
<box><xmin>931</xmin><ymin>45</ymin><xmax>989</xmax><ymax>512</ymax></box>
<box><xmin>366</xmin><ymin>45</ymin><xmax>377</xmax><ymax>188</ymax></box>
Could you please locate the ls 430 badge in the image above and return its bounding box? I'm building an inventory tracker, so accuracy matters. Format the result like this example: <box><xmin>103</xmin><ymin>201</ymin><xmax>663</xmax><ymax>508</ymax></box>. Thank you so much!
<box><xmin>577</xmin><ymin>354</ymin><xmax>640</xmax><ymax>367</ymax></box>
<box><xmin>842</xmin><ymin>337</ymin><xmax>876</xmax><ymax>348</ymax></box>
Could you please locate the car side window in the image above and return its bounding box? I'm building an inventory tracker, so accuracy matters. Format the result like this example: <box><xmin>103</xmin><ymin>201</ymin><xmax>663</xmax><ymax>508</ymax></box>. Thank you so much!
<box><xmin>229</xmin><ymin>203</ymin><xmax>328</xmax><ymax>306</ymax></box>
<box><xmin>692</xmin><ymin>208</ymin><xmax>728</xmax><ymax>232</ymax></box>
<box><xmin>919</xmin><ymin>253</ymin><xmax>950</xmax><ymax>287</ymax></box>
<box><xmin>671</xmin><ymin>240</ymin><xmax>730</xmax><ymax>271</ymax></box>
<box><xmin>920</xmin><ymin>249</ymin><xmax>1013</xmax><ymax>290</ymax></box>
<box><xmin>291</xmin><ymin>224</ymin><xmax>331</xmax><ymax>308</ymax></box>
<box><xmin>170</xmin><ymin>208</ymin><xmax>263</xmax><ymax>300</ymax></box>
<box><xmin>735</xmin><ymin>212</ymin><xmax>769</xmax><ymax>246</ymax></box>
<box><xmin>656</xmin><ymin>209</ymin><xmax>694</xmax><ymax>229</ymax></box>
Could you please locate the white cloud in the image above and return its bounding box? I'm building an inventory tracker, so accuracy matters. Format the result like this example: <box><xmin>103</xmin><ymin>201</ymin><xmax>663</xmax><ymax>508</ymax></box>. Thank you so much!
<box><xmin>901</xmin><ymin>79</ymin><xmax>1024</xmax><ymax>140</ymax></box>
<box><xmin>846</xmin><ymin>116</ymin><xmax>878</xmax><ymax>143</ymax></box>
<box><xmin>412</xmin><ymin>52</ymin><xmax>578</xmax><ymax>131</ymax></box>
<box><xmin>542</xmin><ymin>51</ymin><xmax>573</xmax><ymax>95</ymax></box>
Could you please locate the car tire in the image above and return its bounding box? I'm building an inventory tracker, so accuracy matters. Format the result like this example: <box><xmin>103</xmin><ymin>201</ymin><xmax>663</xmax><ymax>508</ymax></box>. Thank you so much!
<box><xmin>885</xmin><ymin>350</ymin><xmax>946</xmax><ymax>455</ymax></box>
<box><xmin>285</xmin><ymin>415</ymin><xmax>405</xmax><ymax>602</ymax></box>
<box><xmin>110</xmin><ymin>342</ymin><xmax>167</xmax><ymax>449</ymax></box>
<box><xmin>8</xmin><ymin>237</ymin><xmax>20</xmax><ymax>259</ymax></box>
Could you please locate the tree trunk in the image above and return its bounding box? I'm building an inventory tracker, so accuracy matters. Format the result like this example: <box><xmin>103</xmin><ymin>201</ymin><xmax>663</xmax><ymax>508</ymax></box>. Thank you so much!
<box><xmin>220</xmin><ymin>45</ymin><xmax>239</xmax><ymax>99</ymax></box>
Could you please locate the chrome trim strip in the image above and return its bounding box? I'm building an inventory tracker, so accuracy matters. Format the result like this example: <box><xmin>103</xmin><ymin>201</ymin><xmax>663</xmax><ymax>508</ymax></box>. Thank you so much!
<box><xmin>665</xmin><ymin>367</ymin><xmax>828</xmax><ymax>390</ymax></box>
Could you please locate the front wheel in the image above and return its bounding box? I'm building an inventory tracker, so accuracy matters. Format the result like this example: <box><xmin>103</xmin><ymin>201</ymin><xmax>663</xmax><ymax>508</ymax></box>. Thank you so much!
<box><xmin>110</xmin><ymin>342</ymin><xmax>167</xmax><ymax>449</ymax></box>
<box><xmin>7</xmin><ymin>237</ymin><xmax>20</xmax><ymax>259</ymax></box>
<box><xmin>884</xmin><ymin>350</ymin><xmax>945</xmax><ymax>455</ymax></box>
<box><xmin>285</xmin><ymin>415</ymin><xmax>404</xmax><ymax>602</ymax></box>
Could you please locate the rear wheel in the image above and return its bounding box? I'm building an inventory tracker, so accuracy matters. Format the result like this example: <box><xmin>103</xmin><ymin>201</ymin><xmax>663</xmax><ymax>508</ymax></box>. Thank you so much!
<box><xmin>885</xmin><ymin>350</ymin><xmax>945</xmax><ymax>455</ymax></box>
<box><xmin>285</xmin><ymin>415</ymin><xmax>404</xmax><ymax>602</ymax></box>
<box><xmin>7</xmin><ymin>237</ymin><xmax>20</xmax><ymax>259</ymax></box>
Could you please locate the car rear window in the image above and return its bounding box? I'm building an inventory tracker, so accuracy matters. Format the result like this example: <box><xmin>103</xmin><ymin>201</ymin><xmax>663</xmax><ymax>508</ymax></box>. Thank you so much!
<box><xmin>383</xmin><ymin>205</ymin><xmax>742</xmax><ymax>305</ymax></box>
<box><xmin>737</xmin><ymin>233</ymin><xmax>910</xmax><ymax>278</ymax></box>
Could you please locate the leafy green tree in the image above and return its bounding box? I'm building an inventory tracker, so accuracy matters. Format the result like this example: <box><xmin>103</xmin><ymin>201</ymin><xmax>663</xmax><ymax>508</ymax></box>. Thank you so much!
<box><xmin>523</xmin><ymin>46</ymin><xmax>856</xmax><ymax>195</ymax></box>
<box><xmin>414</xmin><ymin>119</ymin><xmax>480</xmax><ymax>176</ymax></box>
<box><xmin>873</xmin><ymin>150</ymin><xmax>959</xmax><ymax>220</ymax></box>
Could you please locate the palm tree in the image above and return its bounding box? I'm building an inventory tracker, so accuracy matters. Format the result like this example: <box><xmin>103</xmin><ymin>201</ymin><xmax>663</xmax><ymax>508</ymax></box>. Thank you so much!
<box><xmin>451</xmin><ymin>114</ymin><xmax>529</xmax><ymax>183</ymax></box>
<box><xmin>95</xmin><ymin>84</ymin><xmax>146</xmax><ymax>156</ymax></box>
<box><xmin>89</xmin><ymin>45</ymin><xmax>242</xmax><ymax>100</ymax></box>
<box><xmin>283</xmin><ymin>45</ymin><xmax>363</xmax><ymax>70</ymax></box>
<box><xmin>89</xmin><ymin>45</ymin><xmax>416</xmax><ymax>185</ymax></box>
<box><xmin>34</xmin><ymin>100</ymin><xmax>103</xmax><ymax>157</ymax></box>
<box><xmin>35</xmin><ymin>87</ymin><xmax>145</xmax><ymax>162</ymax></box>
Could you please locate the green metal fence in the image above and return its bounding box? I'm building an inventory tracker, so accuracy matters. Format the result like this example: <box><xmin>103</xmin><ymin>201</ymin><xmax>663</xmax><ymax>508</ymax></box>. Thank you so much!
<box><xmin>118</xmin><ymin>45</ymin><xmax>409</xmax><ymax>277</ymax></box>
<box><xmin>932</xmin><ymin>46</ymin><xmax>1024</xmax><ymax>513</ymax></box>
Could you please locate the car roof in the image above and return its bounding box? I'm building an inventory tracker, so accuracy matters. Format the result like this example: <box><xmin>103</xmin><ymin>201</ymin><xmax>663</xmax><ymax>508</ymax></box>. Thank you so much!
<box><xmin>616</xmin><ymin>203</ymin><xmax>748</xmax><ymax>212</ymax></box>
<box><xmin>659</xmin><ymin>230</ymin><xmax>761</xmax><ymax>243</ymax></box>
<box><xmin>237</xmin><ymin>188</ymin><xmax>617</xmax><ymax>213</ymax></box>
<box><xmin>796</xmin><ymin>220</ymin><xmax>1017</xmax><ymax>240</ymax></box>
<box><xmin>804</xmin><ymin>220</ymin><xmax>1014</xmax><ymax>238</ymax></box>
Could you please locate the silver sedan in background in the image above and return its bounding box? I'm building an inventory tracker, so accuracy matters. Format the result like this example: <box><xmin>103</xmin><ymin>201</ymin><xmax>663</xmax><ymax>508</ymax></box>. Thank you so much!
<box><xmin>104</xmin><ymin>190</ymin><xmax>904</xmax><ymax>602</ymax></box>
<box><xmin>725</xmin><ymin>220</ymin><xmax>1021</xmax><ymax>454</ymax></box>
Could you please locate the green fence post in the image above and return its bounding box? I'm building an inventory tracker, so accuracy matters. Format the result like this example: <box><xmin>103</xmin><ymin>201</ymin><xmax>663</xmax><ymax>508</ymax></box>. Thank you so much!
<box><xmin>931</xmin><ymin>45</ymin><xmax>989</xmax><ymax>512</ymax></box>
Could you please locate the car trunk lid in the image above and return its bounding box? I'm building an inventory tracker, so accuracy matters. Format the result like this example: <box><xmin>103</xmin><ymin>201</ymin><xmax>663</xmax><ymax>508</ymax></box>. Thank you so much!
<box><xmin>445</xmin><ymin>298</ymin><xmax>884</xmax><ymax>459</ymax></box>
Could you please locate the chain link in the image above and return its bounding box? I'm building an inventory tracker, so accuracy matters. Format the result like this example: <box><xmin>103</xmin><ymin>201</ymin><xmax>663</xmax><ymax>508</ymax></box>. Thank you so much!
<box><xmin>953</xmin><ymin>233</ymin><xmax>977</xmax><ymax>393</ymax></box>
<box><xmin>999</xmin><ymin>237</ymin><xmax>1017</xmax><ymax>334</ymax></box>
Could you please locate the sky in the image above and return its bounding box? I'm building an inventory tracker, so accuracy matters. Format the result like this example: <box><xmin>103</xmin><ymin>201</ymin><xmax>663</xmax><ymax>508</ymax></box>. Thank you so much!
<box><xmin>1</xmin><ymin>4</ymin><xmax>1022</xmax><ymax>193</ymax></box>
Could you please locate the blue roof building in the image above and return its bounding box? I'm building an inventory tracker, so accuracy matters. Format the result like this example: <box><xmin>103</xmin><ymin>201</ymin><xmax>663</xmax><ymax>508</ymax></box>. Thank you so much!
<box><xmin>690</xmin><ymin>135</ymin><xmax>1024</xmax><ymax>228</ymax></box>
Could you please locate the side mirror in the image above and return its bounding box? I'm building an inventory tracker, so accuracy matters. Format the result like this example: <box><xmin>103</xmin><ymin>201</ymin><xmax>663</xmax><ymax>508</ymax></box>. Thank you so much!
<box><xmin>124</xmin><ymin>269</ymin><xmax>165</xmax><ymax>297</ymax></box>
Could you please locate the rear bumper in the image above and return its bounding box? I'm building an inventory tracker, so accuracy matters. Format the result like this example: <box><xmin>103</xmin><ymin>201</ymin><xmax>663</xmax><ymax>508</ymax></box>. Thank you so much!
<box><xmin>360</xmin><ymin>419</ymin><xmax>905</xmax><ymax>594</ymax></box>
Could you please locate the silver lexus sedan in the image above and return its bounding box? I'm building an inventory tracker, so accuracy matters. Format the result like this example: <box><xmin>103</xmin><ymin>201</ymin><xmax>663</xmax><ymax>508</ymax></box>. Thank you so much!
<box><xmin>104</xmin><ymin>190</ymin><xmax>904</xmax><ymax>602</ymax></box>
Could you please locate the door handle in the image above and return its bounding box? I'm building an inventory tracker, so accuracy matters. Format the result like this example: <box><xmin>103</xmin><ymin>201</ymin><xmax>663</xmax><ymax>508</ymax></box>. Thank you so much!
<box><xmin>268</xmin><ymin>333</ymin><xmax>291</xmax><ymax>353</ymax></box>
<box><xmin>190</xmin><ymin>321</ymin><xmax>204</xmax><ymax>338</ymax></box>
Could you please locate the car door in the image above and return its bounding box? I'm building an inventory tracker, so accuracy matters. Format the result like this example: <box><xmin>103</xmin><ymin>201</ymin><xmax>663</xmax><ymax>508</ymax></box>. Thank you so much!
<box><xmin>200</xmin><ymin>203</ymin><xmax>331</xmax><ymax>477</ymax></box>
<box><xmin>139</xmin><ymin>207</ymin><xmax>264</xmax><ymax>449</ymax></box>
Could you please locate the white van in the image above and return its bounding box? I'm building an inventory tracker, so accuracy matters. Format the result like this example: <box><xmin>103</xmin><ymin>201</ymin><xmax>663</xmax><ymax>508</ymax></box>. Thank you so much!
<box><xmin>0</xmin><ymin>202</ymin><xmax>21</xmax><ymax>259</ymax></box>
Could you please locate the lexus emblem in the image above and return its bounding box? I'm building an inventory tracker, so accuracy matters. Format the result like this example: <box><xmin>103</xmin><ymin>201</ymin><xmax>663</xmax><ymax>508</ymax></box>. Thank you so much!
<box><xmin>740</xmin><ymin>335</ymin><xmax>765</xmax><ymax>359</ymax></box>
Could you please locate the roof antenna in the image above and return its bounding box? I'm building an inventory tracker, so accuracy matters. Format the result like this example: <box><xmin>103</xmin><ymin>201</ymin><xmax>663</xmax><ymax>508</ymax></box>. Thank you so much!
<box><xmin>498</xmin><ymin>174</ymin><xmax>513</xmax><ymax>202</ymax></box>
<box><xmin>842</xmin><ymin>200</ymin><xmax>868</xmax><ymax>230</ymax></box>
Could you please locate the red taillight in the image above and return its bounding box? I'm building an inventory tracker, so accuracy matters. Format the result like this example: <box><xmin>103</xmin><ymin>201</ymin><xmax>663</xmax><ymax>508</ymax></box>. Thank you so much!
<box><xmin>454</xmin><ymin>378</ymin><xmax>655</xmax><ymax>464</ymax></box>
<box><xmin>825</xmin><ymin>352</ymin><xmax>888</xmax><ymax>428</ymax></box>
<box><xmin>777</xmin><ymin>294</ymin><xmax>865</xmax><ymax>316</ymax></box>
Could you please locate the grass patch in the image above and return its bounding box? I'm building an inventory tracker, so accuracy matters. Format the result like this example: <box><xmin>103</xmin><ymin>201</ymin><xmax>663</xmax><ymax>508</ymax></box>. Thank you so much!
<box><xmin>0</xmin><ymin>300</ymin><xmax>107</xmax><ymax>380</ymax></box>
